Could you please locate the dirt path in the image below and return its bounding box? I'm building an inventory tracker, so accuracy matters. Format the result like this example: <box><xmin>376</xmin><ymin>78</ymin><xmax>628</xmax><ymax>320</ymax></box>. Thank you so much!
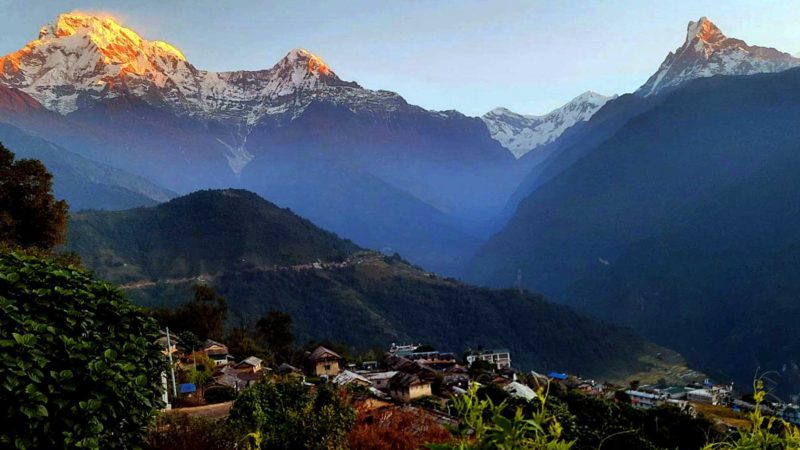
<box><xmin>119</xmin><ymin>252</ymin><xmax>382</xmax><ymax>290</ymax></box>
<box><xmin>166</xmin><ymin>401</ymin><xmax>233</xmax><ymax>420</ymax></box>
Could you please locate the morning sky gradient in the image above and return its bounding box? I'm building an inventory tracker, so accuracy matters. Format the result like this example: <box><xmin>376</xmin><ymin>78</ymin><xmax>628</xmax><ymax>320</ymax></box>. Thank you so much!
<box><xmin>0</xmin><ymin>0</ymin><xmax>798</xmax><ymax>116</ymax></box>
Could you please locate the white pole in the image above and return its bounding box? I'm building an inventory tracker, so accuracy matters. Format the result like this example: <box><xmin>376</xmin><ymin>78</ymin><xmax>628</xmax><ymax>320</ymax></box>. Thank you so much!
<box><xmin>165</xmin><ymin>327</ymin><xmax>178</xmax><ymax>399</ymax></box>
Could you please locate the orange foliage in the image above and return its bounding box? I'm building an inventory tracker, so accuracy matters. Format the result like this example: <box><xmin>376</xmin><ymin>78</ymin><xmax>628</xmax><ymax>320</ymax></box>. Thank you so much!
<box><xmin>348</xmin><ymin>405</ymin><xmax>453</xmax><ymax>450</ymax></box>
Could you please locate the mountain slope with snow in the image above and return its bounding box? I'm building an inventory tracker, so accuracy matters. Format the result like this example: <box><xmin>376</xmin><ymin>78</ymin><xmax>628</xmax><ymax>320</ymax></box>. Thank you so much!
<box><xmin>482</xmin><ymin>91</ymin><xmax>614</xmax><ymax>158</ymax></box>
<box><xmin>636</xmin><ymin>17</ymin><xmax>800</xmax><ymax>97</ymax></box>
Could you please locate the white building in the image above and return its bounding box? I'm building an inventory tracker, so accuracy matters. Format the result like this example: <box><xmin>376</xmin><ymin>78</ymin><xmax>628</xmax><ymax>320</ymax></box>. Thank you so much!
<box><xmin>466</xmin><ymin>349</ymin><xmax>511</xmax><ymax>370</ymax></box>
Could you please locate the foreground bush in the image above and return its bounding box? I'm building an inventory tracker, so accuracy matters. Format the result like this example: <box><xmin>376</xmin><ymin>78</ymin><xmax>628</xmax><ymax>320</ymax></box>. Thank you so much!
<box><xmin>229</xmin><ymin>378</ymin><xmax>355</xmax><ymax>450</ymax></box>
<box><xmin>430</xmin><ymin>384</ymin><xmax>574</xmax><ymax>450</ymax></box>
<box><xmin>0</xmin><ymin>252</ymin><xmax>164</xmax><ymax>449</ymax></box>
<box><xmin>147</xmin><ymin>414</ymin><xmax>241</xmax><ymax>450</ymax></box>
<box><xmin>348</xmin><ymin>405</ymin><xmax>453</xmax><ymax>450</ymax></box>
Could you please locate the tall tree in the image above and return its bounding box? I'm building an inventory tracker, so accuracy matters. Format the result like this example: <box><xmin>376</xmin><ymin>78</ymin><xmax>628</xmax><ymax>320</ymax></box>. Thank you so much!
<box><xmin>256</xmin><ymin>311</ymin><xmax>294</xmax><ymax>362</ymax></box>
<box><xmin>186</xmin><ymin>284</ymin><xmax>228</xmax><ymax>341</ymax></box>
<box><xmin>0</xmin><ymin>143</ymin><xmax>68</xmax><ymax>250</ymax></box>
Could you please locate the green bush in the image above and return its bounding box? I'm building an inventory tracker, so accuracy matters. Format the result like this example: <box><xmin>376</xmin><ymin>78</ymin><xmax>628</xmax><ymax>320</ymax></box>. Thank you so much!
<box><xmin>228</xmin><ymin>378</ymin><xmax>355</xmax><ymax>450</ymax></box>
<box><xmin>430</xmin><ymin>383</ymin><xmax>574</xmax><ymax>450</ymax></box>
<box><xmin>0</xmin><ymin>252</ymin><xmax>164</xmax><ymax>449</ymax></box>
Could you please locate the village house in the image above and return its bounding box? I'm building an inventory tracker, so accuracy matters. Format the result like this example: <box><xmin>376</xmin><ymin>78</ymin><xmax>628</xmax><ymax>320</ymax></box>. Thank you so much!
<box><xmin>466</xmin><ymin>349</ymin><xmax>512</xmax><ymax>370</ymax></box>
<box><xmin>389</xmin><ymin>343</ymin><xmax>422</xmax><ymax>354</ymax></box>
<box><xmin>403</xmin><ymin>351</ymin><xmax>458</xmax><ymax>371</ymax></box>
<box><xmin>364</xmin><ymin>371</ymin><xmax>398</xmax><ymax>391</ymax></box>
<box><xmin>307</xmin><ymin>346</ymin><xmax>342</xmax><ymax>377</ymax></box>
<box><xmin>467</xmin><ymin>349</ymin><xmax>512</xmax><ymax>370</ymax></box>
<box><xmin>203</xmin><ymin>339</ymin><xmax>231</xmax><ymax>366</ymax></box>
<box><xmin>687</xmin><ymin>388</ymin><xmax>718</xmax><ymax>405</ymax></box>
<box><xmin>659</xmin><ymin>386</ymin><xmax>693</xmax><ymax>400</ymax></box>
<box><xmin>276</xmin><ymin>363</ymin><xmax>303</xmax><ymax>376</ymax></box>
<box><xmin>626</xmin><ymin>390</ymin><xmax>665</xmax><ymax>409</ymax></box>
<box><xmin>389</xmin><ymin>372</ymin><xmax>432</xmax><ymax>402</ymax></box>
<box><xmin>361</xmin><ymin>360</ymin><xmax>379</xmax><ymax>371</ymax></box>
<box><xmin>233</xmin><ymin>356</ymin><xmax>263</xmax><ymax>373</ymax></box>
<box><xmin>333</xmin><ymin>370</ymin><xmax>372</xmax><ymax>388</ymax></box>
<box><xmin>214</xmin><ymin>366</ymin><xmax>263</xmax><ymax>390</ymax></box>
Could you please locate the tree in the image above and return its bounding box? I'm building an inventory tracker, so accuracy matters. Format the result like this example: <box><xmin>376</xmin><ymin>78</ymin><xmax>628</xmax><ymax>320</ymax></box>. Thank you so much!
<box><xmin>256</xmin><ymin>311</ymin><xmax>294</xmax><ymax>362</ymax></box>
<box><xmin>189</xmin><ymin>284</ymin><xmax>228</xmax><ymax>340</ymax></box>
<box><xmin>0</xmin><ymin>252</ymin><xmax>164</xmax><ymax>449</ymax></box>
<box><xmin>226</xmin><ymin>325</ymin><xmax>268</xmax><ymax>363</ymax></box>
<box><xmin>182</xmin><ymin>352</ymin><xmax>215</xmax><ymax>396</ymax></box>
<box><xmin>0</xmin><ymin>144</ymin><xmax>68</xmax><ymax>250</ymax></box>
<box><xmin>155</xmin><ymin>285</ymin><xmax>229</xmax><ymax>341</ymax></box>
<box><xmin>178</xmin><ymin>330</ymin><xmax>203</xmax><ymax>355</ymax></box>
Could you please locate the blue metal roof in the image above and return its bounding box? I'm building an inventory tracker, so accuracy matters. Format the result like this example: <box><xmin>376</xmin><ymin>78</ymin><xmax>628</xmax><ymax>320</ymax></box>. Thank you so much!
<box><xmin>548</xmin><ymin>372</ymin><xmax>568</xmax><ymax>380</ymax></box>
<box><xmin>179</xmin><ymin>383</ymin><xmax>197</xmax><ymax>394</ymax></box>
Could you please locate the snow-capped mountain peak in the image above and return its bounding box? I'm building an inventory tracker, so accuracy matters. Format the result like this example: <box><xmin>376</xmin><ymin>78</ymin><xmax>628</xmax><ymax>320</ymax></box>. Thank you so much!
<box><xmin>0</xmin><ymin>12</ymin><xmax>194</xmax><ymax>114</ymax></box>
<box><xmin>0</xmin><ymin>14</ymin><xmax>363</xmax><ymax>121</ymax></box>
<box><xmin>42</xmin><ymin>13</ymin><xmax>187</xmax><ymax>63</ymax></box>
<box><xmin>636</xmin><ymin>17</ymin><xmax>800</xmax><ymax>97</ymax></box>
<box><xmin>482</xmin><ymin>91</ymin><xmax>615</xmax><ymax>158</ymax></box>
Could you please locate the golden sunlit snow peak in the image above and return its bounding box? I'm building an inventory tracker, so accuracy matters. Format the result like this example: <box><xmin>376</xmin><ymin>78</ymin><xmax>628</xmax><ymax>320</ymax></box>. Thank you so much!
<box><xmin>0</xmin><ymin>12</ymin><xmax>187</xmax><ymax>77</ymax></box>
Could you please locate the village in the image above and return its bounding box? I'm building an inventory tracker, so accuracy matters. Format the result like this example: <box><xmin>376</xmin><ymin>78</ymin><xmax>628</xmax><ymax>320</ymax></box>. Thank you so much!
<box><xmin>157</xmin><ymin>331</ymin><xmax>800</xmax><ymax>429</ymax></box>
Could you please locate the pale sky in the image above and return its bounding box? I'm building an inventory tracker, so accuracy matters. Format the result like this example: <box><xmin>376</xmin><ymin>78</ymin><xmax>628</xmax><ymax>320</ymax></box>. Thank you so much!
<box><xmin>0</xmin><ymin>0</ymin><xmax>798</xmax><ymax>116</ymax></box>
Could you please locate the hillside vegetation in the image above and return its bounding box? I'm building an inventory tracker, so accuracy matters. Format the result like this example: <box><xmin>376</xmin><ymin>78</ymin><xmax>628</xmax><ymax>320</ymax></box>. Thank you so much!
<box><xmin>66</xmin><ymin>189</ymin><xmax>359</xmax><ymax>282</ymax></box>
<box><xmin>66</xmin><ymin>189</ymin><xmax>682</xmax><ymax>380</ymax></box>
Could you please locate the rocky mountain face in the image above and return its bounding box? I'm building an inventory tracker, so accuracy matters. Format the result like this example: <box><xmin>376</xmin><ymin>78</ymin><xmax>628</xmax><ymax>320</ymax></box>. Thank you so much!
<box><xmin>636</xmin><ymin>17</ymin><xmax>800</xmax><ymax>97</ymax></box>
<box><xmin>482</xmin><ymin>91</ymin><xmax>614</xmax><ymax>159</ymax></box>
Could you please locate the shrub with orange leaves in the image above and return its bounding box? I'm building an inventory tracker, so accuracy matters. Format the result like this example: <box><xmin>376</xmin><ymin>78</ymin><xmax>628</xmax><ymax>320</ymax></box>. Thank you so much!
<box><xmin>348</xmin><ymin>405</ymin><xmax>453</xmax><ymax>450</ymax></box>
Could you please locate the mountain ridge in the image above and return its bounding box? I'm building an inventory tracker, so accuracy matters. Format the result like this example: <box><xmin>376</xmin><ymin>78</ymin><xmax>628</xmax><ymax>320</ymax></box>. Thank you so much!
<box><xmin>482</xmin><ymin>91</ymin><xmax>615</xmax><ymax>159</ymax></box>
<box><xmin>66</xmin><ymin>188</ymin><xmax>687</xmax><ymax>380</ymax></box>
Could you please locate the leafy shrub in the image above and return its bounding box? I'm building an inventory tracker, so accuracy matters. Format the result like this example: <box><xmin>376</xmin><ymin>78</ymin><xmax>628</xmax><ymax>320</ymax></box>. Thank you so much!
<box><xmin>430</xmin><ymin>383</ymin><xmax>573</xmax><ymax>450</ymax></box>
<box><xmin>0</xmin><ymin>252</ymin><xmax>164</xmax><ymax>449</ymax></box>
<box><xmin>228</xmin><ymin>377</ymin><xmax>355</xmax><ymax>450</ymax></box>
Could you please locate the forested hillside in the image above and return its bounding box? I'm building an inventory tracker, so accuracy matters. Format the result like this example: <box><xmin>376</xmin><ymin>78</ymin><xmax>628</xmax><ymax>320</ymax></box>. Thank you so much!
<box><xmin>66</xmin><ymin>189</ymin><xmax>682</xmax><ymax>380</ymax></box>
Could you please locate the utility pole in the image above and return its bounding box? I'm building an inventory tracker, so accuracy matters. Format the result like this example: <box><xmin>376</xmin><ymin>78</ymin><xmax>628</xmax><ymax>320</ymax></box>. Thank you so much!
<box><xmin>165</xmin><ymin>327</ymin><xmax>178</xmax><ymax>399</ymax></box>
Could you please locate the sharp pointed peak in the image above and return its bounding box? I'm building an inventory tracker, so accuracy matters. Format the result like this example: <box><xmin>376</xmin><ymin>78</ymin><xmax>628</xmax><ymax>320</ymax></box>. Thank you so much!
<box><xmin>685</xmin><ymin>17</ymin><xmax>725</xmax><ymax>44</ymax></box>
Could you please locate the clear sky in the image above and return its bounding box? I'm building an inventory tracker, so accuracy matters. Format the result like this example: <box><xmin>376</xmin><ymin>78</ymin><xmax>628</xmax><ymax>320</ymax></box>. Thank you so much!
<box><xmin>0</xmin><ymin>0</ymin><xmax>798</xmax><ymax>116</ymax></box>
